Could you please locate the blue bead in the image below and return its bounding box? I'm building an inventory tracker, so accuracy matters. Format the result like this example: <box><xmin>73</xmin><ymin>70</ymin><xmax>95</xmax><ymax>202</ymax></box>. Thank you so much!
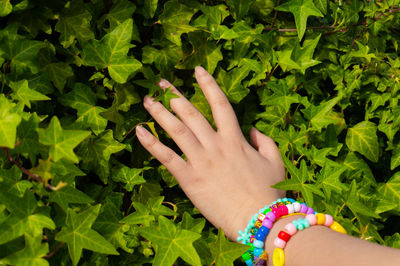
<box><xmin>255</xmin><ymin>232</ymin><xmax>266</xmax><ymax>241</ymax></box>
<box><xmin>258</xmin><ymin>226</ymin><xmax>270</xmax><ymax>235</ymax></box>
<box><xmin>245</xmin><ymin>259</ymin><xmax>253</xmax><ymax>266</ymax></box>
<box><xmin>288</xmin><ymin>198</ymin><xmax>295</xmax><ymax>203</ymax></box>
<box><xmin>253</xmin><ymin>239</ymin><xmax>264</xmax><ymax>249</ymax></box>
<box><xmin>254</xmin><ymin>248</ymin><xmax>264</xmax><ymax>257</ymax></box>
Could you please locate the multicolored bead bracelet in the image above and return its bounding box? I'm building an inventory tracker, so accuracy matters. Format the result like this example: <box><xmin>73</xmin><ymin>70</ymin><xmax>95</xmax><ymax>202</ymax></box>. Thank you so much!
<box><xmin>272</xmin><ymin>213</ymin><xmax>347</xmax><ymax>266</ymax></box>
<box><xmin>239</xmin><ymin>198</ymin><xmax>315</xmax><ymax>266</ymax></box>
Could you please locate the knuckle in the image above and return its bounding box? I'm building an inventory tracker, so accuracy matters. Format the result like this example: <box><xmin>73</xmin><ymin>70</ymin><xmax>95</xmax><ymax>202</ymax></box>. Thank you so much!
<box><xmin>146</xmin><ymin>135</ymin><xmax>158</xmax><ymax>148</ymax></box>
<box><xmin>172</xmin><ymin>124</ymin><xmax>187</xmax><ymax>136</ymax></box>
<box><xmin>149</xmin><ymin>103</ymin><xmax>164</xmax><ymax>116</ymax></box>
<box><xmin>182</xmin><ymin>107</ymin><xmax>199</xmax><ymax>118</ymax></box>
<box><xmin>214</xmin><ymin>96</ymin><xmax>230</xmax><ymax>108</ymax></box>
<box><xmin>161</xmin><ymin>151</ymin><xmax>175</xmax><ymax>165</ymax></box>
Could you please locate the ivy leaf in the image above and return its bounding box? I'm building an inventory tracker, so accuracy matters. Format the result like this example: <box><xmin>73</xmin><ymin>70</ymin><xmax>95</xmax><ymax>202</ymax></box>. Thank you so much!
<box><xmin>0</xmin><ymin>234</ymin><xmax>49</xmax><ymax>266</ymax></box>
<box><xmin>316</xmin><ymin>164</ymin><xmax>348</xmax><ymax>200</ymax></box>
<box><xmin>209</xmin><ymin>228</ymin><xmax>248</xmax><ymax>266</ymax></box>
<box><xmin>226</xmin><ymin>0</ymin><xmax>255</xmax><ymax>20</ymax></box>
<box><xmin>143</xmin><ymin>0</ymin><xmax>158</xmax><ymax>18</ymax></box>
<box><xmin>55</xmin><ymin>0</ymin><xmax>94</xmax><ymax>48</ymax></box>
<box><xmin>138</xmin><ymin>216</ymin><xmax>202</xmax><ymax>266</ymax></box>
<box><xmin>307</xmin><ymin>96</ymin><xmax>341</xmax><ymax>132</ymax></box>
<box><xmin>216</xmin><ymin>65</ymin><xmax>252</xmax><ymax>104</ymax></box>
<box><xmin>82</xmin><ymin>19</ymin><xmax>142</xmax><ymax>83</ymax></box>
<box><xmin>111</xmin><ymin>166</ymin><xmax>149</xmax><ymax>191</ymax></box>
<box><xmin>275</xmin><ymin>0</ymin><xmax>323</xmax><ymax>40</ymax></box>
<box><xmin>346</xmin><ymin>121</ymin><xmax>379</xmax><ymax>163</ymax></box>
<box><xmin>55</xmin><ymin>205</ymin><xmax>119</xmax><ymax>266</ymax></box>
<box><xmin>0</xmin><ymin>95</ymin><xmax>22</xmax><ymax>148</ymax></box>
<box><xmin>0</xmin><ymin>0</ymin><xmax>12</xmax><ymax>17</ymax></box>
<box><xmin>120</xmin><ymin>201</ymin><xmax>155</xmax><ymax>226</ymax></box>
<box><xmin>272</xmin><ymin>158</ymin><xmax>324</xmax><ymax>206</ymax></box>
<box><xmin>42</xmin><ymin>62</ymin><xmax>74</xmax><ymax>92</ymax></box>
<box><xmin>99</xmin><ymin>0</ymin><xmax>136</xmax><ymax>31</ymax></box>
<box><xmin>155</xmin><ymin>87</ymin><xmax>179</xmax><ymax>109</ymax></box>
<box><xmin>10</xmin><ymin>80</ymin><xmax>50</xmax><ymax>108</ymax></box>
<box><xmin>14</xmin><ymin>113</ymin><xmax>42</xmax><ymax>162</ymax></box>
<box><xmin>159</xmin><ymin>0</ymin><xmax>197</xmax><ymax>46</ymax></box>
<box><xmin>344</xmin><ymin>180</ymin><xmax>379</xmax><ymax>219</ymax></box>
<box><xmin>391</xmin><ymin>144</ymin><xmax>400</xmax><ymax>170</ymax></box>
<box><xmin>59</xmin><ymin>83</ymin><xmax>108</xmax><ymax>135</ymax></box>
<box><xmin>378</xmin><ymin>173</ymin><xmax>400</xmax><ymax>212</ymax></box>
<box><xmin>77</xmin><ymin>130</ymin><xmax>125</xmax><ymax>183</ymax></box>
<box><xmin>37</xmin><ymin>116</ymin><xmax>91</xmax><ymax>163</ymax></box>
<box><xmin>291</xmin><ymin>34</ymin><xmax>321</xmax><ymax>73</ymax></box>
<box><xmin>49</xmin><ymin>186</ymin><xmax>94</xmax><ymax>212</ymax></box>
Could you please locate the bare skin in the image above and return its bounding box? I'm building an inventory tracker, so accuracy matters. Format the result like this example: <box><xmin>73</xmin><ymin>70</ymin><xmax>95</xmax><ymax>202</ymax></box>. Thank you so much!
<box><xmin>136</xmin><ymin>66</ymin><xmax>400</xmax><ymax>265</ymax></box>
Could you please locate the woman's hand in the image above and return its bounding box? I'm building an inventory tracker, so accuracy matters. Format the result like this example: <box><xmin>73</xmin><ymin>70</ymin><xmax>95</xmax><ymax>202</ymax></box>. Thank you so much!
<box><xmin>136</xmin><ymin>66</ymin><xmax>285</xmax><ymax>240</ymax></box>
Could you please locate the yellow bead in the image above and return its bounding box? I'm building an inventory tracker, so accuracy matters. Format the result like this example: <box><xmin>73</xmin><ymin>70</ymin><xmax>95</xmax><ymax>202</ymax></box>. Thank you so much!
<box><xmin>316</xmin><ymin>213</ymin><xmax>326</xmax><ymax>225</ymax></box>
<box><xmin>273</xmin><ymin>248</ymin><xmax>285</xmax><ymax>266</ymax></box>
<box><xmin>258</xmin><ymin>213</ymin><xmax>266</xmax><ymax>222</ymax></box>
<box><xmin>255</xmin><ymin>220</ymin><xmax>262</xmax><ymax>229</ymax></box>
<box><xmin>330</xmin><ymin>221</ymin><xmax>347</xmax><ymax>234</ymax></box>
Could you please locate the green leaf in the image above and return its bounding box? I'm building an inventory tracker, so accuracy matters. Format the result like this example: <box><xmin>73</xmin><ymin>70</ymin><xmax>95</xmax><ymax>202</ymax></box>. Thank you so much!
<box><xmin>143</xmin><ymin>0</ymin><xmax>158</xmax><ymax>18</ymax></box>
<box><xmin>55</xmin><ymin>205</ymin><xmax>119</xmax><ymax>266</ymax></box>
<box><xmin>159</xmin><ymin>0</ymin><xmax>197</xmax><ymax>46</ymax></box>
<box><xmin>226</xmin><ymin>0</ymin><xmax>255</xmax><ymax>20</ymax></box>
<box><xmin>0</xmin><ymin>95</ymin><xmax>22</xmax><ymax>148</ymax></box>
<box><xmin>0</xmin><ymin>0</ymin><xmax>12</xmax><ymax>17</ymax></box>
<box><xmin>111</xmin><ymin>166</ymin><xmax>149</xmax><ymax>191</ymax></box>
<box><xmin>82</xmin><ymin>19</ymin><xmax>142</xmax><ymax>83</ymax></box>
<box><xmin>291</xmin><ymin>34</ymin><xmax>322</xmax><ymax>74</ymax></box>
<box><xmin>0</xmin><ymin>234</ymin><xmax>49</xmax><ymax>266</ymax></box>
<box><xmin>59</xmin><ymin>83</ymin><xmax>108</xmax><ymax>135</ymax></box>
<box><xmin>378</xmin><ymin>173</ymin><xmax>400</xmax><ymax>212</ymax></box>
<box><xmin>216</xmin><ymin>65</ymin><xmax>252</xmax><ymax>104</ymax></box>
<box><xmin>14</xmin><ymin>113</ymin><xmax>41</xmax><ymax>161</ymax></box>
<box><xmin>154</xmin><ymin>86</ymin><xmax>179</xmax><ymax>109</ymax></box>
<box><xmin>42</xmin><ymin>62</ymin><xmax>74</xmax><ymax>92</ymax></box>
<box><xmin>49</xmin><ymin>186</ymin><xmax>94</xmax><ymax>212</ymax></box>
<box><xmin>344</xmin><ymin>180</ymin><xmax>379</xmax><ymax>219</ymax></box>
<box><xmin>37</xmin><ymin>116</ymin><xmax>91</xmax><ymax>163</ymax></box>
<box><xmin>138</xmin><ymin>216</ymin><xmax>202</xmax><ymax>266</ymax></box>
<box><xmin>391</xmin><ymin>144</ymin><xmax>400</xmax><ymax>170</ymax></box>
<box><xmin>316</xmin><ymin>164</ymin><xmax>348</xmax><ymax>200</ymax></box>
<box><xmin>209</xmin><ymin>228</ymin><xmax>248</xmax><ymax>266</ymax></box>
<box><xmin>346</xmin><ymin>121</ymin><xmax>379</xmax><ymax>163</ymax></box>
<box><xmin>272</xmin><ymin>158</ymin><xmax>324</xmax><ymax>206</ymax></box>
<box><xmin>275</xmin><ymin>0</ymin><xmax>323</xmax><ymax>40</ymax></box>
<box><xmin>77</xmin><ymin>130</ymin><xmax>125</xmax><ymax>183</ymax></box>
<box><xmin>313</xmin><ymin>0</ymin><xmax>327</xmax><ymax>14</ymax></box>
<box><xmin>121</xmin><ymin>201</ymin><xmax>155</xmax><ymax>226</ymax></box>
<box><xmin>55</xmin><ymin>0</ymin><xmax>94</xmax><ymax>48</ymax></box>
<box><xmin>100</xmin><ymin>0</ymin><xmax>136</xmax><ymax>31</ymax></box>
<box><xmin>10</xmin><ymin>80</ymin><xmax>50</xmax><ymax>108</ymax></box>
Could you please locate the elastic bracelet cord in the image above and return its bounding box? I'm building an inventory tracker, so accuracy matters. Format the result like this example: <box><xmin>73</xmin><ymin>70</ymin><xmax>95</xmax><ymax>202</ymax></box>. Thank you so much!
<box><xmin>239</xmin><ymin>198</ymin><xmax>314</xmax><ymax>266</ymax></box>
<box><xmin>272</xmin><ymin>213</ymin><xmax>347</xmax><ymax>266</ymax></box>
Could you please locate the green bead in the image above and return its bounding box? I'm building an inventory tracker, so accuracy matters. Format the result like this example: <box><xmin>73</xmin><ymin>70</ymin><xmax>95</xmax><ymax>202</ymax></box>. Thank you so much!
<box><xmin>242</xmin><ymin>252</ymin><xmax>251</xmax><ymax>261</ymax></box>
<box><xmin>263</xmin><ymin>208</ymin><xmax>271</xmax><ymax>214</ymax></box>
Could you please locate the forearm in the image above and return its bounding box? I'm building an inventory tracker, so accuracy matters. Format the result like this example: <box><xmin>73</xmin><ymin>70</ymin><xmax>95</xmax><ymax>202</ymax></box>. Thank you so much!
<box><xmin>264</xmin><ymin>215</ymin><xmax>400</xmax><ymax>266</ymax></box>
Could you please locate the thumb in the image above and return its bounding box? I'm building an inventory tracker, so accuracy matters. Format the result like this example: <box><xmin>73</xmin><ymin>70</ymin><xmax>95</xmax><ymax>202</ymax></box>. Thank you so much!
<box><xmin>250</xmin><ymin>127</ymin><xmax>283</xmax><ymax>164</ymax></box>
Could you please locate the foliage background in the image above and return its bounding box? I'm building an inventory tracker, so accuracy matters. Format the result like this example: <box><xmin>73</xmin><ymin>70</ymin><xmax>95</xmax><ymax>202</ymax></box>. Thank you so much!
<box><xmin>1</xmin><ymin>0</ymin><xmax>400</xmax><ymax>265</ymax></box>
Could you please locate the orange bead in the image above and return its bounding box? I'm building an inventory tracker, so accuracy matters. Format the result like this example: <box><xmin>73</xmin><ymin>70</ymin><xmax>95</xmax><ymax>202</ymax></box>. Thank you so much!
<box><xmin>255</xmin><ymin>220</ymin><xmax>262</xmax><ymax>229</ymax></box>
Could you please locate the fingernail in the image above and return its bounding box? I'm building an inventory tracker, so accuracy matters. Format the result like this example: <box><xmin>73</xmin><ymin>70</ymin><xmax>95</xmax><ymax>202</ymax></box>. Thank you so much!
<box><xmin>158</xmin><ymin>79</ymin><xmax>169</xmax><ymax>88</ymax></box>
<box><xmin>195</xmin><ymin>66</ymin><xmax>207</xmax><ymax>76</ymax></box>
<box><xmin>143</xmin><ymin>95</ymin><xmax>154</xmax><ymax>107</ymax></box>
<box><xmin>136</xmin><ymin>126</ymin><xmax>148</xmax><ymax>137</ymax></box>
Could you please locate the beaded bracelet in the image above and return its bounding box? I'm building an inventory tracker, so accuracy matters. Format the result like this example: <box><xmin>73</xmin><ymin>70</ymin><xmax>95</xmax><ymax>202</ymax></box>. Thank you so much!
<box><xmin>272</xmin><ymin>213</ymin><xmax>347</xmax><ymax>266</ymax></box>
<box><xmin>240</xmin><ymin>198</ymin><xmax>315</xmax><ymax>266</ymax></box>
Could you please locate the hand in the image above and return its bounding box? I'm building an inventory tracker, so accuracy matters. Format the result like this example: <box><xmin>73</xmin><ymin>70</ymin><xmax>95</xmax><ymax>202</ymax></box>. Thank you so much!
<box><xmin>136</xmin><ymin>66</ymin><xmax>285</xmax><ymax>240</ymax></box>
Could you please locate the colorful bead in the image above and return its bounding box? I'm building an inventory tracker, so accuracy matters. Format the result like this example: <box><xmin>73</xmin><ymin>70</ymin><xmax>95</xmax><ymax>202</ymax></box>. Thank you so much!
<box><xmin>330</xmin><ymin>221</ymin><xmax>347</xmax><ymax>234</ymax></box>
<box><xmin>284</xmin><ymin>223</ymin><xmax>297</xmax><ymax>235</ymax></box>
<box><xmin>274</xmin><ymin>237</ymin><xmax>286</xmax><ymax>249</ymax></box>
<box><xmin>271</xmin><ymin>207</ymin><xmax>280</xmax><ymax>219</ymax></box>
<box><xmin>253</xmin><ymin>239</ymin><xmax>264</xmax><ymax>249</ymax></box>
<box><xmin>306</xmin><ymin>207</ymin><xmax>314</xmax><ymax>214</ymax></box>
<box><xmin>258</xmin><ymin>225</ymin><xmax>270</xmax><ymax>235</ymax></box>
<box><xmin>306</xmin><ymin>214</ymin><xmax>317</xmax><ymax>226</ymax></box>
<box><xmin>286</xmin><ymin>204</ymin><xmax>294</xmax><ymax>214</ymax></box>
<box><xmin>292</xmin><ymin>202</ymin><xmax>301</xmax><ymax>212</ymax></box>
<box><xmin>278</xmin><ymin>231</ymin><xmax>291</xmax><ymax>242</ymax></box>
<box><xmin>255</xmin><ymin>232</ymin><xmax>266</xmax><ymax>241</ymax></box>
<box><xmin>257</xmin><ymin>213</ymin><xmax>266</xmax><ymax>222</ymax></box>
<box><xmin>250</xmin><ymin>235</ymin><xmax>255</xmax><ymax>243</ymax></box>
<box><xmin>254</xmin><ymin>220</ymin><xmax>262</xmax><ymax>229</ymax></box>
<box><xmin>273</xmin><ymin>248</ymin><xmax>285</xmax><ymax>266</ymax></box>
<box><xmin>316</xmin><ymin>213</ymin><xmax>326</xmax><ymax>225</ymax></box>
<box><xmin>242</xmin><ymin>252</ymin><xmax>251</xmax><ymax>261</ymax></box>
<box><xmin>300</xmin><ymin>203</ymin><xmax>308</xmax><ymax>214</ymax></box>
<box><xmin>263</xmin><ymin>208</ymin><xmax>272</xmax><ymax>214</ymax></box>
<box><xmin>279</xmin><ymin>205</ymin><xmax>289</xmax><ymax>216</ymax></box>
<box><xmin>324</xmin><ymin>214</ymin><xmax>334</xmax><ymax>227</ymax></box>
<box><xmin>265</xmin><ymin>211</ymin><xmax>276</xmax><ymax>222</ymax></box>
<box><xmin>262</xmin><ymin>218</ymin><xmax>273</xmax><ymax>229</ymax></box>
<box><xmin>254</xmin><ymin>248</ymin><xmax>264</xmax><ymax>257</ymax></box>
<box><xmin>245</xmin><ymin>259</ymin><xmax>253</xmax><ymax>266</ymax></box>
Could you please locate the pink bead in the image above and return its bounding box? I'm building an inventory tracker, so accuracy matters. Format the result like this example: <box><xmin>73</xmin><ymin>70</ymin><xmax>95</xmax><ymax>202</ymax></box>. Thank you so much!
<box><xmin>265</xmin><ymin>211</ymin><xmax>276</xmax><ymax>222</ymax></box>
<box><xmin>306</xmin><ymin>207</ymin><xmax>314</xmax><ymax>214</ymax></box>
<box><xmin>274</xmin><ymin>237</ymin><xmax>286</xmax><ymax>249</ymax></box>
<box><xmin>279</xmin><ymin>205</ymin><xmax>289</xmax><ymax>216</ymax></box>
<box><xmin>271</xmin><ymin>207</ymin><xmax>280</xmax><ymax>219</ymax></box>
<box><xmin>262</xmin><ymin>218</ymin><xmax>273</xmax><ymax>229</ymax></box>
<box><xmin>306</xmin><ymin>214</ymin><xmax>317</xmax><ymax>226</ymax></box>
<box><xmin>250</xmin><ymin>235</ymin><xmax>255</xmax><ymax>243</ymax></box>
<box><xmin>324</xmin><ymin>214</ymin><xmax>334</xmax><ymax>227</ymax></box>
<box><xmin>284</xmin><ymin>223</ymin><xmax>297</xmax><ymax>235</ymax></box>
<box><xmin>300</xmin><ymin>204</ymin><xmax>308</xmax><ymax>214</ymax></box>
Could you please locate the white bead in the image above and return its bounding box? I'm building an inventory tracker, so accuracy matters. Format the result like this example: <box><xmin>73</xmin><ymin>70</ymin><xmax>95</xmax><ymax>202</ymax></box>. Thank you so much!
<box><xmin>286</xmin><ymin>204</ymin><xmax>294</xmax><ymax>214</ymax></box>
<box><xmin>293</xmin><ymin>202</ymin><xmax>301</xmax><ymax>212</ymax></box>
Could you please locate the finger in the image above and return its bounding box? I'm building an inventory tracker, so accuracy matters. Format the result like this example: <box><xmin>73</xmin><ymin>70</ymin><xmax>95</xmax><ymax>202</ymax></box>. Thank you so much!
<box><xmin>158</xmin><ymin>79</ymin><xmax>215</xmax><ymax>143</ymax></box>
<box><xmin>250</xmin><ymin>127</ymin><xmax>284</xmax><ymax>168</ymax></box>
<box><xmin>143</xmin><ymin>96</ymin><xmax>203</xmax><ymax>158</ymax></box>
<box><xmin>194</xmin><ymin>66</ymin><xmax>242</xmax><ymax>138</ymax></box>
<box><xmin>136</xmin><ymin>126</ymin><xmax>188</xmax><ymax>175</ymax></box>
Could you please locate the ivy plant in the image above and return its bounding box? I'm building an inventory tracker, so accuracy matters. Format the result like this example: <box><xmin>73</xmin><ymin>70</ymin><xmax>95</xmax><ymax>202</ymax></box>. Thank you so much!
<box><xmin>1</xmin><ymin>0</ymin><xmax>400</xmax><ymax>265</ymax></box>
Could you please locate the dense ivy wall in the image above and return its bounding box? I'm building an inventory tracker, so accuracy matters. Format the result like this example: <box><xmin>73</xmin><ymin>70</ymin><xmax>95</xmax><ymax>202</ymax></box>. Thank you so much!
<box><xmin>0</xmin><ymin>0</ymin><xmax>400</xmax><ymax>265</ymax></box>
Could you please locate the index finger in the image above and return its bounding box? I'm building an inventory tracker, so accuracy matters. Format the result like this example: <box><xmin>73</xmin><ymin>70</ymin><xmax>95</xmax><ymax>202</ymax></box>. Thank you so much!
<box><xmin>194</xmin><ymin>66</ymin><xmax>243</xmax><ymax>138</ymax></box>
